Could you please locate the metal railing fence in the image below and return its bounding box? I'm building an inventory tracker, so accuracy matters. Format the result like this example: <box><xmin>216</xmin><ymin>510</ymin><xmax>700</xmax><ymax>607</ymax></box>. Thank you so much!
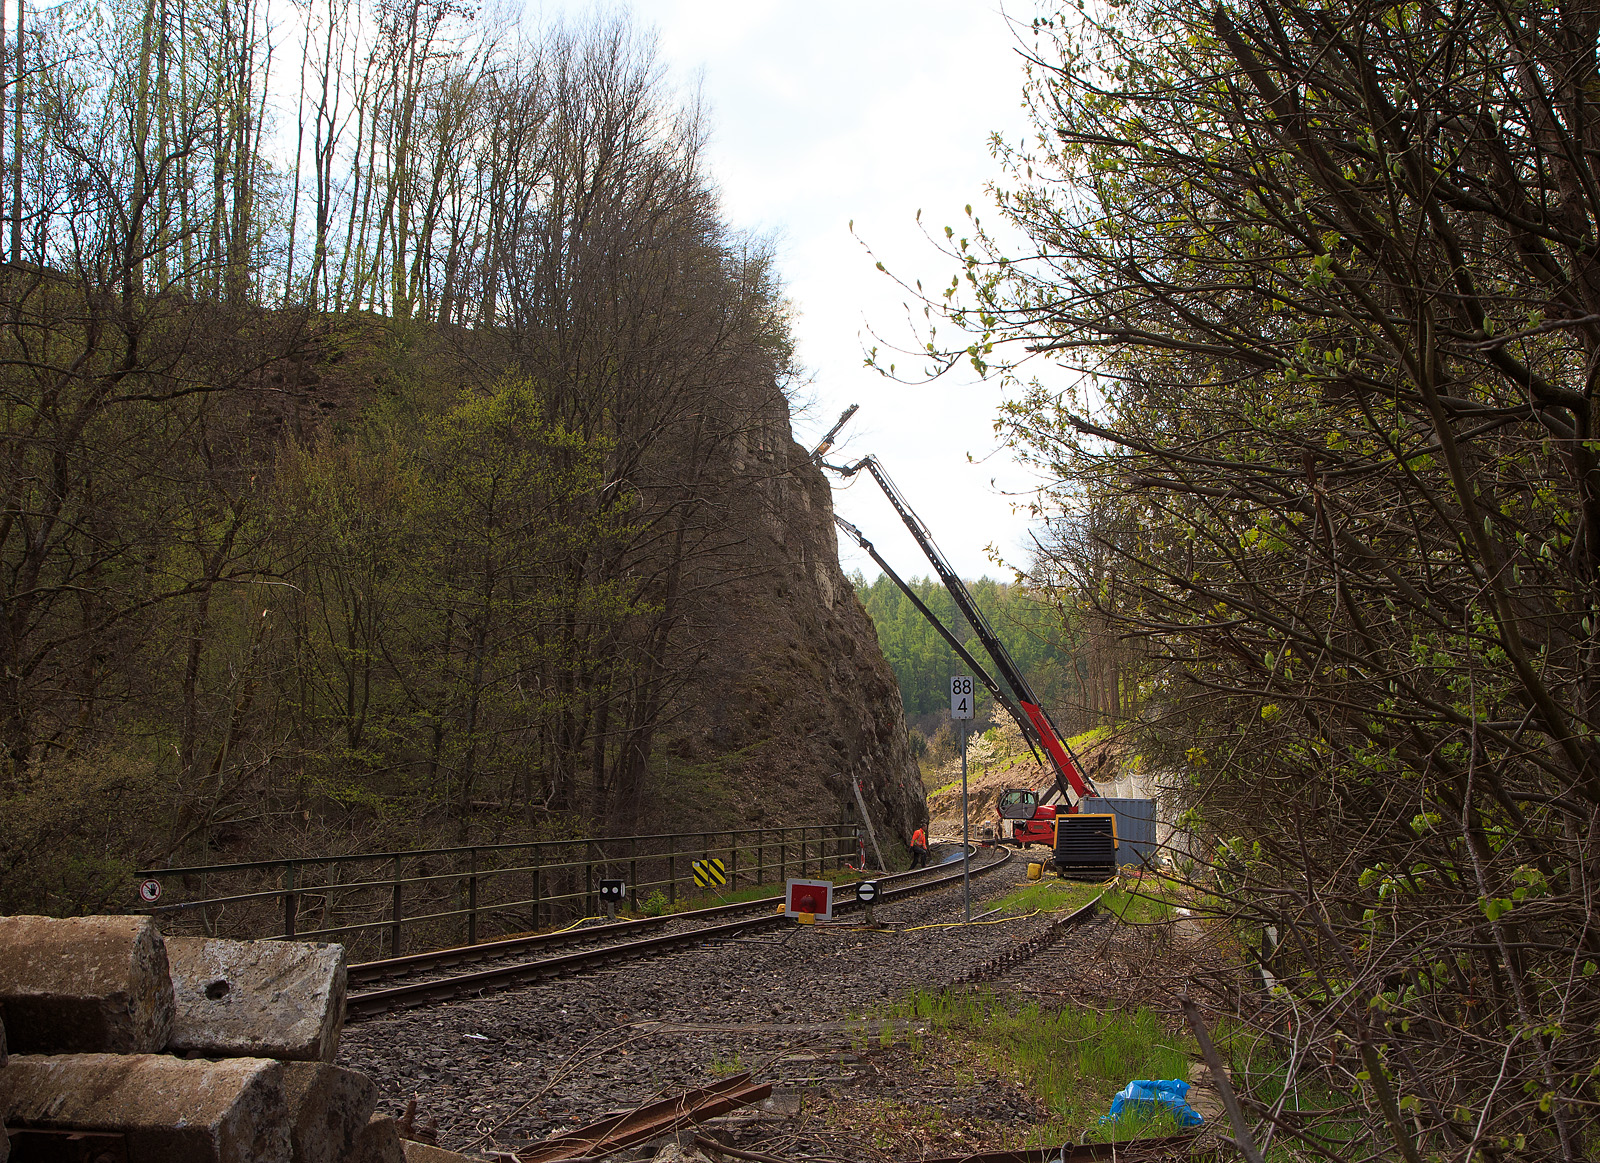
<box><xmin>135</xmin><ymin>824</ymin><xmax>858</xmax><ymax>961</ymax></box>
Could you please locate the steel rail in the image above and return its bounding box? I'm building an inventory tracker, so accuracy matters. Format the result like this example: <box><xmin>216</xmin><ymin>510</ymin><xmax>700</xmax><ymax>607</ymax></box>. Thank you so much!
<box><xmin>344</xmin><ymin>848</ymin><xmax>1011</xmax><ymax>1019</ymax></box>
<box><xmin>346</xmin><ymin>845</ymin><xmax>995</xmax><ymax>986</ymax></box>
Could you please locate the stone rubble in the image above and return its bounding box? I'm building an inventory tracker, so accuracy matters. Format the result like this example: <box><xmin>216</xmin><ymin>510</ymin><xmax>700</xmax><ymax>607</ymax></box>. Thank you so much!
<box><xmin>351</xmin><ymin>1114</ymin><xmax>409</xmax><ymax>1163</ymax></box>
<box><xmin>0</xmin><ymin>918</ymin><xmax>477</xmax><ymax>1163</ymax></box>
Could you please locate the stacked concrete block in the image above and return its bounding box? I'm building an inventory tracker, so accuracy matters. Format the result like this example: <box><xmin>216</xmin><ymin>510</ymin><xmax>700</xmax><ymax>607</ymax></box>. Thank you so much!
<box><xmin>0</xmin><ymin>1052</ymin><xmax>291</xmax><ymax>1163</ymax></box>
<box><xmin>166</xmin><ymin>937</ymin><xmax>347</xmax><ymax>1062</ymax></box>
<box><xmin>0</xmin><ymin>917</ymin><xmax>434</xmax><ymax>1163</ymax></box>
<box><xmin>281</xmin><ymin>1062</ymin><xmax>380</xmax><ymax>1163</ymax></box>
<box><xmin>0</xmin><ymin>915</ymin><xmax>175</xmax><ymax>1053</ymax></box>
<box><xmin>350</xmin><ymin>1114</ymin><xmax>408</xmax><ymax>1163</ymax></box>
<box><xmin>399</xmin><ymin>1143</ymin><xmax>476</xmax><ymax>1163</ymax></box>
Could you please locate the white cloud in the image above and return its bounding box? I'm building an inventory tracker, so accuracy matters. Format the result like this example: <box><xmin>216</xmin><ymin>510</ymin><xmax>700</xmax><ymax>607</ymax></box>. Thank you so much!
<box><xmin>536</xmin><ymin>0</ymin><xmax>1057</xmax><ymax>582</ymax></box>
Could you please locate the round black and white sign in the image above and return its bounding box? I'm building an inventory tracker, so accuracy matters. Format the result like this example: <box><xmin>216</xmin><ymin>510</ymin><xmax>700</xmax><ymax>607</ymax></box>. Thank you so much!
<box><xmin>138</xmin><ymin>879</ymin><xmax>162</xmax><ymax>904</ymax></box>
<box><xmin>856</xmin><ymin>880</ymin><xmax>879</xmax><ymax>903</ymax></box>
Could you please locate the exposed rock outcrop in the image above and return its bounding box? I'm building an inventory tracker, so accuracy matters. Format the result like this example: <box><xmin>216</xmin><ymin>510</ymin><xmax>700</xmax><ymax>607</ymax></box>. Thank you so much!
<box><xmin>653</xmin><ymin>408</ymin><xmax>927</xmax><ymax>853</ymax></box>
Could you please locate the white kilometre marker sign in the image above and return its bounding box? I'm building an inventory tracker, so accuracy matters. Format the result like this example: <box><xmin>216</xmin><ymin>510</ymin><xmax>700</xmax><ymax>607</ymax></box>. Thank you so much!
<box><xmin>950</xmin><ymin>675</ymin><xmax>974</xmax><ymax>719</ymax></box>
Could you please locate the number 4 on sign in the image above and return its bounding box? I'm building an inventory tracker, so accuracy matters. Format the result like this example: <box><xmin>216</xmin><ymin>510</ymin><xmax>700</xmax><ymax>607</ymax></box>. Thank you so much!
<box><xmin>950</xmin><ymin>675</ymin><xmax>974</xmax><ymax>720</ymax></box>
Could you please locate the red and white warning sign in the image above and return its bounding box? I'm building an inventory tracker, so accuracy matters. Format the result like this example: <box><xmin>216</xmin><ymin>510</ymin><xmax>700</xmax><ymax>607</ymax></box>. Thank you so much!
<box><xmin>784</xmin><ymin>879</ymin><xmax>834</xmax><ymax>921</ymax></box>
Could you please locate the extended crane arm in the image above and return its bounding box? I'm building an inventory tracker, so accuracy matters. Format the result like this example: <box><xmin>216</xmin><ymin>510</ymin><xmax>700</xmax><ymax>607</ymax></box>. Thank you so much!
<box><xmin>829</xmin><ymin>454</ymin><xmax>1098</xmax><ymax>807</ymax></box>
<box><xmin>811</xmin><ymin>404</ymin><xmax>860</xmax><ymax>460</ymax></box>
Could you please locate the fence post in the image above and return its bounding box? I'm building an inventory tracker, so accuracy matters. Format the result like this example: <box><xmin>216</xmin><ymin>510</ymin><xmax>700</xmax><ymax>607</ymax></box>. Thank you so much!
<box><xmin>630</xmin><ymin>837</ymin><xmax>638</xmax><ymax>906</ymax></box>
<box><xmin>389</xmin><ymin>856</ymin><xmax>403</xmax><ymax>957</ymax></box>
<box><xmin>668</xmin><ymin>848</ymin><xmax>676</xmax><ymax>906</ymax></box>
<box><xmin>467</xmin><ymin>848</ymin><xmax>479</xmax><ymax>946</ymax></box>
<box><xmin>283</xmin><ymin>861</ymin><xmax>297</xmax><ymax>939</ymax></box>
<box><xmin>533</xmin><ymin>845</ymin><xmax>542</xmax><ymax>930</ymax></box>
<box><xmin>586</xmin><ymin>840</ymin><xmax>597</xmax><ymax>917</ymax></box>
<box><xmin>756</xmin><ymin>829</ymin><xmax>764</xmax><ymax>887</ymax></box>
<box><xmin>729</xmin><ymin>831</ymin><xmax>738</xmax><ymax>889</ymax></box>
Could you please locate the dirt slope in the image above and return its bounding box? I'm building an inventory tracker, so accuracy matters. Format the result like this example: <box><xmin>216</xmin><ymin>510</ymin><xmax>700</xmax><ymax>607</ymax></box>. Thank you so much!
<box><xmin>925</xmin><ymin>721</ymin><xmax>1127</xmax><ymax>839</ymax></box>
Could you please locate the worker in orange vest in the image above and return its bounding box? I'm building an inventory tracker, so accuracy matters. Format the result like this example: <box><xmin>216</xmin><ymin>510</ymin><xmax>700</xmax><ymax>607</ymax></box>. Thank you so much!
<box><xmin>910</xmin><ymin>826</ymin><xmax>928</xmax><ymax>869</ymax></box>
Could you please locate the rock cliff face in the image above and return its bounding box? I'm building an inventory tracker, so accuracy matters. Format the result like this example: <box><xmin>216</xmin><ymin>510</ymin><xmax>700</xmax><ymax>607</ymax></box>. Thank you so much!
<box><xmin>648</xmin><ymin>416</ymin><xmax>928</xmax><ymax>854</ymax></box>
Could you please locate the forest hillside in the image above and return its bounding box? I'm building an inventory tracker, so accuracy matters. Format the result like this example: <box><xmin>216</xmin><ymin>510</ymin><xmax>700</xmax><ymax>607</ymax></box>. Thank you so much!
<box><xmin>852</xmin><ymin>572</ymin><xmax>1128</xmax><ymax>737</ymax></box>
<box><xmin>0</xmin><ymin>8</ymin><xmax>924</xmax><ymax>914</ymax></box>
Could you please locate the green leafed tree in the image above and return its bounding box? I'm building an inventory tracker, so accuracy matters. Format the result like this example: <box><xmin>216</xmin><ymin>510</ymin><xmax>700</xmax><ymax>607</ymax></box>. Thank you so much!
<box><xmin>852</xmin><ymin>571</ymin><xmax>1088</xmax><ymax>724</ymax></box>
<box><xmin>274</xmin><ymin>380</ymin><xmax>636</xmax><ymax>830</ymax></box>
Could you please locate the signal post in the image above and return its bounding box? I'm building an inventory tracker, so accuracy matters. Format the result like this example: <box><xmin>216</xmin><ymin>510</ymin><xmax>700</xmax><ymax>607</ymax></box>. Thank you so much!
<box><xmin>951</xmin><ymin>675</ymin><xmax>974</xmax><ymax>922</ymax></box>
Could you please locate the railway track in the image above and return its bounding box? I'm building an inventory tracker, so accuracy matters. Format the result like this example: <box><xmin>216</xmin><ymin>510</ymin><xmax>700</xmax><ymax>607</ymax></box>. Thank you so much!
<box><xmin>344</xmin><ymin>846</ymin><xmax>1012</xmax><ymax>1019</ymax></box>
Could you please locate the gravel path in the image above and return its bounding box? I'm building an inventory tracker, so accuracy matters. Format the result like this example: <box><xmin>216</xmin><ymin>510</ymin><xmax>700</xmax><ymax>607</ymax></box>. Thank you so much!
<box><xmin>336</xmin><ymin>848</ymin><xmax>1071</xmax><ymax>1156</ymax></box>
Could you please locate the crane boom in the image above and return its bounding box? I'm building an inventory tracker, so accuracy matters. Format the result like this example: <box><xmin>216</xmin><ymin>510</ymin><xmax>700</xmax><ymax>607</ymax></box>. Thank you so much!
<box><xmin>829</xmin><ymin>454</ymin><xmax>1097</xmax><ymax>807</ymax></box>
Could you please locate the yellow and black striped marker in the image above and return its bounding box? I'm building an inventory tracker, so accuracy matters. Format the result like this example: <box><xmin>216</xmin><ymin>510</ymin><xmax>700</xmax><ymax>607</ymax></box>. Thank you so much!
<box><xmin>692</xmin><ymin>858</ymin><xmax>727</xmax><ymax>888</ymax></box>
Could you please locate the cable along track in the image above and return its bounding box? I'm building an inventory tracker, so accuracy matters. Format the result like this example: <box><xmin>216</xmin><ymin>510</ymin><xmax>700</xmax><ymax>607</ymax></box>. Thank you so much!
<box><xmin>344</xmin><ymin>847</ymin><xmax>1012</xmax><ymax>1019</ymax></box>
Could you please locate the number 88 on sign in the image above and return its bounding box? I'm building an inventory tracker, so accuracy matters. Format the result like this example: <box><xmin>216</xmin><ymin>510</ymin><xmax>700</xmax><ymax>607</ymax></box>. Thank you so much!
<box><xmin>950</xmin><ymin>675</ymin><xmax>974</xmax><ymax>719</ymax></box>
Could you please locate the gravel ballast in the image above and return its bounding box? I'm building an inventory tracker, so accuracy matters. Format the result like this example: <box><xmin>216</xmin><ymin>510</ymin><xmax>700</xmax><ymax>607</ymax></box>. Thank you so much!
<box><xmin>335</xmin><ymin>850</ymin><xmax>1082</xmax><ymax>1156</ymax></box>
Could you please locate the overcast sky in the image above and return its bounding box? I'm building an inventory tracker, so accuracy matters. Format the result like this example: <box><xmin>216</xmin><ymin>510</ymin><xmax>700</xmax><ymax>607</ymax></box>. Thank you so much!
<box><xmin>531</xmin><ymin>0</ymin><xmax>1059</xmax><ymax>581</ymax></box>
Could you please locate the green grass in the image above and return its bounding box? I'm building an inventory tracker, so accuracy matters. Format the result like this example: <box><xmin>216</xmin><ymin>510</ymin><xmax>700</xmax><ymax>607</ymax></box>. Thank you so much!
<box><xmin>991</xmin><ymin>869</ymin><xmax>1186</xmax><ymax>924</ymax></box>
<box><xmin>1102</xmin><ymin>879</ymin><xmax>1180</xmax><ymax>924</ymax></box>
<box><xmin>1208</xmin><ymin>1020</ymin><xmax>1366</xmax><ymax>1160</ymax></box>
<box><xmin>993</xmin><ymin>877</ymin><xmax>1105</xmax><ymax>915</ymax></box>
<box><xmin>1066</xmin><ymin>725</ymin><xmax>1113</xmax><ymax>751</ymax></box>
<box><xmin>876</xmin><ymin>988</ymin><xmax>1194</xmax><ymax>1143</ymax></box>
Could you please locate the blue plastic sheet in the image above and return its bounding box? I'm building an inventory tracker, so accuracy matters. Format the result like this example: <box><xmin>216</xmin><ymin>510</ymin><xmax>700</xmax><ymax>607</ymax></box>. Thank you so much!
<box><xmin>1100</xmin><ymin>1079</ymin><xmax>1204</xmax><ymax>1127</ymax></box>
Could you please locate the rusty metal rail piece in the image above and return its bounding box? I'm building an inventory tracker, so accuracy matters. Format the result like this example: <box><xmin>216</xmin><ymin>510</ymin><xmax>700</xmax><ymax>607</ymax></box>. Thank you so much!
<box><xmin>516</xmin><ymin>1073</ymin><xmax>772</xmax><ymax>1163</ymax></box>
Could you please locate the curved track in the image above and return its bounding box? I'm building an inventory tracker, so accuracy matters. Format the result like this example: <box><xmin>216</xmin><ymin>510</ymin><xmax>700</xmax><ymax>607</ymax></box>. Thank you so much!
<box><xmin>345</xmin><ymin>847</ymin><xmax>1012</xmax><ymax>1019</ymax></box>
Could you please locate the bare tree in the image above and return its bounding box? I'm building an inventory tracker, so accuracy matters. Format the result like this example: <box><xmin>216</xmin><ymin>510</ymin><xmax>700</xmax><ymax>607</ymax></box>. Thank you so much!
<box><xmin>891</xmin><ymin>0</ymin><xmax>1600</xmax><ymax>1156</ymax></box>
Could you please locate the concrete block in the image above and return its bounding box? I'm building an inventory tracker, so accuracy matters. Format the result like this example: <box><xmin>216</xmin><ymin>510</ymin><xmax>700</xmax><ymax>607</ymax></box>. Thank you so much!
<box><xmin>281</xmin><ymin>1061</ymin><xmax>378</xmax><ymax>1163</ymax></box>
<box><xmin>0</xmin><ymin>1052</ymin><xmax>290</xmax><ymax>1163</ymax></box>
<box><xmin>399</xmin><ymin>1142</ymin><xmax>474</xmax><ymax>1163</ymax></box>
<box><xmin>347</xmin><ymin>1115</ymin><xmax>406</xmax><ymax>1163</ymax></box>
<box><xmin>166</xmin><ymin>936</ymin><xmax>347</xmax><ymax>1062</ymax></box>
<box><xmin>0</xmin><ymin>915</ymin><xmax>174</xmax><ymax>1053</ymax></box>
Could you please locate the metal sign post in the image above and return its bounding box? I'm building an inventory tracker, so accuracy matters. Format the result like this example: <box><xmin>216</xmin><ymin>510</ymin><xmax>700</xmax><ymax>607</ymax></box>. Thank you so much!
<box><xmin>857</xmin><ymin>879</ymin><xmax>880</xmax><ymax>926</ymax></box>
<box><xmin>961</xmin><ymin>719</ymin><xmax>971</xmax><ymax>922</ymax></box>
<box><xmin>951</xmin><ymin>676</ymin><xmax>974</xmax><ymax>923</ymax></box>
<box><xmin>598</xmin><ymin>879</ymin><xmax>626</xmax><ymax>921</ymax></box>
